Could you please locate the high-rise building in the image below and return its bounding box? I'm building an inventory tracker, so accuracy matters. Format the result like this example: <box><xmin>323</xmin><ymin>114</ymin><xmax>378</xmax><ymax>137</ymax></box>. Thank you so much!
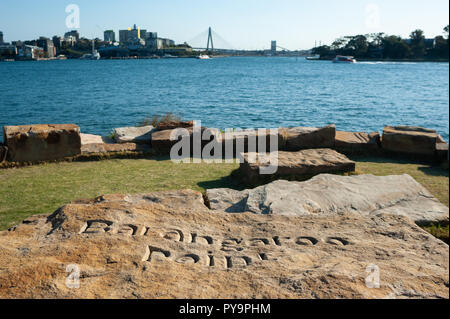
<box><xmin>104</xmin><ymin>30</ymin><xmax>116</xmax><ymax>42</ymax></box>
<box><xmin>37</xmin><ymin>37</ymin><xmax>55</xmax><ymax>58</ymax></box>
<box><xmin>64</xmin><ymin>30</ymin><xmax>80</xmax><ymax>41</ymax></box>
<box><xmin>271</xmin><ymin>41</ymin><xmax>277</xmax><ymax>54</ymax></box>
<box><xmin>119</xmin><ymin>25</ymin><xmax>146</xmax><ymax>45</ymax></box>
<box><xmin>0</xmin><ymin>31</ymin><xmax>4</xmax><ymax>44</ymax></box>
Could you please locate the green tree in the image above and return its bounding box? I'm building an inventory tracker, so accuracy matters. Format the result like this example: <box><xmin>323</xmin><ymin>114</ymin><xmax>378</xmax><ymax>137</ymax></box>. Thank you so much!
<box><xmin>409</xmin><ymin>29</ymin><xmax>426</xmax><ymax>58</ymax></box>
<box><xmin>345</xmin><ymin>35</ymin><xmax>369</xmax><ymax>57</ymax></box>
<box><xmin>382</xmin><ymin>36</ymin><xmax>411</xmax><ymax>59</ymax></box>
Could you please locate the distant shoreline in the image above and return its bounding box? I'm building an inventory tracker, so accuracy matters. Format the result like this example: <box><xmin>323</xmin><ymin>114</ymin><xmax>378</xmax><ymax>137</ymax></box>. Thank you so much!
<box><xmin>1</xmin><ymin>56</ymin><xmax>449</xmax><ymax>63</ymax></box>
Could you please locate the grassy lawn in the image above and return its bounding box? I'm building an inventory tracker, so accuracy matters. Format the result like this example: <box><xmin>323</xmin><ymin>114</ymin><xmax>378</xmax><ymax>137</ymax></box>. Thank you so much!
<box><xmin>0</xmin><ymin>156</ymin><xmax>448</xmax><ymax>241</ymax></box>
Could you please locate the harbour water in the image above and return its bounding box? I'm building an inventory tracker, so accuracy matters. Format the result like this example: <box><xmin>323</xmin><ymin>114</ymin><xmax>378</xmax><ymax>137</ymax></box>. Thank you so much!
<box><xmin>0</xmin><ymin>57</ymin><xmax>448</xmax><ymax>143</ymax></box>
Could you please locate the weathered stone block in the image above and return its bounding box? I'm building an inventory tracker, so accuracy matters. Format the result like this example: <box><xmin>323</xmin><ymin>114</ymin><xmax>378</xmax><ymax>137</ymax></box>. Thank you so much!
<box><xmin>80</xmin><ymin>133</ymin><xmax>105</xmax><ymax>145</ymax></box>
<box><xmin>157</xmin><ymin>121</ymin><xmax>194</xmax><ymax>131</ymax></box>
<box><xmin>0</xmin><ymin>144</ymin><xmax>7</xmax><ymax>163</ymax></box>
<box><xmin>239</xmin><ymin>148</ymin><xmax>355</xmax><ymax>185</ymax></box>
<box><xmin>0</xmin><ymin>188</ymin><xmax>447</xmax><ymax>298</ymax></box>
<box><xmin>335</xmin><ymin>131</ymin><xmax>381</xmax><ymax>155</ymax></box>
<box><xmin>281</xmin><ymin>124</ymin><xmax>336</xmax><ymax>151</ymax></box>
<box><xmin>113</xmin><ymin>126</ymin><xmax>155</xmax><ymax>144</ymax></box>
<box><xmin>3</xmin><ymin>124</ymin><xmax>81</xmax><ymax>162</ymax></box>
<box><xmin>382</xmin><ymin>126</ymin><xmax>437</xmax><ymax>156</ymax></box>
<box><xmin>207</xmin><ymin>174</ymin><xmax>449</xmax><ymax>223</ymax></box>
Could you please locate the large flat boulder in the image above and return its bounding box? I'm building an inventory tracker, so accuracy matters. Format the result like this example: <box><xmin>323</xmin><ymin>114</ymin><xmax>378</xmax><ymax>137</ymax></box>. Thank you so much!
<box><xmin>80</xmin><ymin>133</ymin><xmax>105</xmax><ymax>145</ymax></box>
<box><xmin>0</xmin><ymin>190</ymin><xmax>448</xmax><ymax>299</ymax></box>
<box><xmin>382</xmin><ymin>126</ymin><xmax>437</xmax><ymax>156</ymax></box>
<box><xmin>239</xmin><ymin>149</ymin><xmax>355</xmax><ymax>185</ymax></box>
<box><xmin>335</xmin><ymin>131</ymin><xmax>381</xmax><ymax>155</ymax></box>
<box><xmin>3</xmin><ymin>124</ymin><xmax>81</xmax><ymax>162</ymax></box>
<box><xmin>281</xmin><ymin>124</ymin><xmax>336</xmax><ymax>151</ymax></box>
<box><xmin>80</xmin><ymin>142</ymin><xmax>151</xmax><ymax>154</ymax></box>
<box><xmin>0</xmin><ymin>145</ymin><xmax>7</xmax><ymax>163</ymax></box>
<box><xmin>113</xmin><ymin>126</ymin><xmax>155</xmax><ymax>144</ymax></box>
<box><xmin>157</xmin><ymin>120</ymin><xmax>194</xmax><ymax>131</ymax></box>
<box><xmin>207</xmin><ymin>174</ymin><xmax>449</xmax><ymax>224</ymax></box>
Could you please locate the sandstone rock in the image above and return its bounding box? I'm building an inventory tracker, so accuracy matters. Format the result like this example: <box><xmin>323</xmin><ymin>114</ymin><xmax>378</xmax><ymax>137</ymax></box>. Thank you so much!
<box><xmin>219</xmin><ymin>129</ymin><xmax>284</xmax><ymax>159</ymax></box>
<box><xmin>157</xmin><ymin>121</ymin><xmax>194</xmax><ymax>131</ymax></box>
<box><xmin>151</xmin><ymin>127</ymin><xmax>211</xmax><ymax>155</ymax></box>
<box><xmin>281</xmin><ymin>124</ymin><xmax>336</xmax><ymax>151</ymax></box>
<box><xmin>382</xmin><ymin>126</ymin><xmax>437</xmax><ymax>156</ymax></box>
<box><xmin>113</xmin><ymin>126</ymin><xmax>155</xmax><ymax>144</ymax></box>
<box><xmin>239</xmin><ymin>149</ymin><xmax>355</xmax><ymax>185</ymax></box>
<box><xmin>80</xmin><ymin>133</ymin><xmax>105</xmax><ymax>145</ymax></box>
<box><xmin>0</xmin><ymin>189</ymin><xmax>448</xmax><ymax>299</ymax></box>
<box><xmin>81</xmin><ymin>143</ymin><xmax>151</xmax><ymax>154</ymax></box>
<box><xmin>3</xmin><ymin>124</ymin><xmax>81</xmax><ymax>163</ymax></box>
<box><xmin>0</xmin><ymin>145</ymin><xmax>7</xmax><ymax>163</ymax></box>
<box><xmin>207</xmin><ymin>174</ymin><xmax>449</xmax><ymax>224</ymax></box>
<box><xmin>436</xmin><ymin>143</ymin><xmax>448</xmax><ymax>162</ymax></box>
<box><xmin>335</xmin><ymin>131</ymin><xmax>380</xmax><ymax>155</ymax></box>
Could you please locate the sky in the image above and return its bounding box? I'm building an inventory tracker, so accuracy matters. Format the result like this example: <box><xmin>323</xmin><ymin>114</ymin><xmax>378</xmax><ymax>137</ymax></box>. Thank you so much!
<box><xmin>0</xmin><ymin>0</ymin><xmax>449</xmax><ymax>50</ymax></box>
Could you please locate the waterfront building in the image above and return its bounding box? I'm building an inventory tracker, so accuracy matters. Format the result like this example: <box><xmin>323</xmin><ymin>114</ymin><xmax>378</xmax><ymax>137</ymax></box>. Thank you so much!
<box><xmin>16</xmin><ymin>45</ymin><xmax>44</xmax><ymax>60</ymax></box>
<box><xmin>64</xmin><ymin>30</ymin><xmax>80</xmax><ymax>41</ymax></box>
<box><xmin>37</xmin><ymin>37</ymin><xmax>55</xmax><ymax>58</ymax></box>
<box><xmin>271</xmin><ymin>41</ymin><xmax>277</xmax><ymax>54</ymax></box>
<box><xmin>0</xmin><ymin>31</ymin><xmax>3</xmax><ymax>44</ymax></box>
<box><xmin>104</xmin><ymin>30</ymin><xmax>116</xmax><ymax>43</ymax></box>
<box><xmin>119</xmin><ymin>25</ymin><xmax>146</xmax><ymax>45</ymax></box>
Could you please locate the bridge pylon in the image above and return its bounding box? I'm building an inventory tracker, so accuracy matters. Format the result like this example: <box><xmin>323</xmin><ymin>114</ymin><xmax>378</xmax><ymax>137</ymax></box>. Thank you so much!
<box><xmin>206</xmin><ymin>27</ymin><xmax>214</xmax><ymax>53</ymax></box>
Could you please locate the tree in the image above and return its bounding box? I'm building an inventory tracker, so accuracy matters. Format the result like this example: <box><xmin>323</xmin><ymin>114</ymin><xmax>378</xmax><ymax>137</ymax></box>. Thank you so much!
<box><xmin>382</xmin><ymin>36</ymin><xmax>411</xmax><ymax>59</ymax></box>
<box><xmin>444</xmin><ymin>25</ymin><xmax>449</xmax><ymax>40</ymax></box>
<box><xmin>345</xmin><ymin>35</ymin><xmax>369</xmax><ymax>58</ymax></box>
<box><xmin>409</xmin><ymin>29</ymin><xmax>426</xmax><ymax>58</ymax></box>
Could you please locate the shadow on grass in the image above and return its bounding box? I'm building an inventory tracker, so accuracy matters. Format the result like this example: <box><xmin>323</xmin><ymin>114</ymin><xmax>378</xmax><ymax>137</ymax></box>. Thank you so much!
<box><xmin>197</xmin><ymin>169</ymin><xmax>246</xmax><ymax>191</ymax></box>
<box><xmin>418</xmin><ymin>166</ymin><xmax>449</xmax><ymax>177</ymax></box>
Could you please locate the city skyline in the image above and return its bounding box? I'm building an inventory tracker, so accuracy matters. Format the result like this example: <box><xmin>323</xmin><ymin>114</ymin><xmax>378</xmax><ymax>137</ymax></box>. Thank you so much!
<box><xmin>0</xmin><ymin>0</ymin><xmax>449</xmax><ymax>50</ymax></box>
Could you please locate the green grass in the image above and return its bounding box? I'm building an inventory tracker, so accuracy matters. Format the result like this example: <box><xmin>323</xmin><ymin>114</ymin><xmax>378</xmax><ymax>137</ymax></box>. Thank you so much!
<box><xmin>0</xmin><ymin>156</ymin><xmax>448</xmax><ymax>242</ymax></box>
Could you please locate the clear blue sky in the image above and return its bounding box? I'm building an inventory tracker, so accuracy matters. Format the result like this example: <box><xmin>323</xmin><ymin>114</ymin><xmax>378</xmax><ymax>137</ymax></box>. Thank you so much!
<box><xmin>0</xmin><ymin>0</ymin><xmax>448</xmax><ymax>50</ymax></box>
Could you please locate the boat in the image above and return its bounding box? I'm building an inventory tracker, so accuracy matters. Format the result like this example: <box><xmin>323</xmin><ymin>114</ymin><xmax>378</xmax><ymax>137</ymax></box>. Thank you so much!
<box><xmin>332</xmin><ymin>55</ymin><xmax>357</xmax><ymax>63</ymax></box>
<box><xmin>306</xmin><ymin>55</ymin><xmax>320</xmax><ymax>60</ymax></box>
<box><xmin>197</xmin><ymin>54</ymin><xmax>210</xmax><ymax>60</ymax></box>
<box><xmin>80</xmin><ymin>40</ymin><xmax>101</xmax><ymax>60</ymax></box>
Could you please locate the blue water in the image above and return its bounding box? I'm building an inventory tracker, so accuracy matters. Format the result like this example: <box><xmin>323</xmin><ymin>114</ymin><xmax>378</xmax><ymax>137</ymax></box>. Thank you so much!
<box><xmin>0</xmin><ymin>57</ymin><xmax>448</xmax><ymax>143</ymax></box>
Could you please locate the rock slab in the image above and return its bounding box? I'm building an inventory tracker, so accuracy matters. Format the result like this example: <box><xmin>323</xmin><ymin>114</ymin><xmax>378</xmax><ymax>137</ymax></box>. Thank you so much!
<box><xmin>281</xmin><ymin>124</ymin><xmax>336</xmax><ymax>151</ymax></box>
<box><xmin>113</xmin><ymin>126</ymin><xmax>155</xmax><ymax>144</ymax></box>
<box><xmin>239</xmin><ymin>149</ymin><xmax>355</xmax><ymax>185</ymax></box>
<box><xmin>335</xmin><ymin>131</ymin><xmax>381</xmax><ymax>155</ymax></box>
<box><xmin>382</xmin><ymin>126</ymin><xmax>437</xmax><ymax>156</ymax></box>
<box><xmin>3</xmin><ymin>124</ymin><xmax>81</xmax><ymax>162</ymax></box>
<box><xmin>0</xmin><ymin>189</ymin><xmax>448</xmax><ymax>299</ymax></box>
<box><xmin>207</xmin><ymin>174</ymin><xmax>449</xmax><ymax>223</ymax></box>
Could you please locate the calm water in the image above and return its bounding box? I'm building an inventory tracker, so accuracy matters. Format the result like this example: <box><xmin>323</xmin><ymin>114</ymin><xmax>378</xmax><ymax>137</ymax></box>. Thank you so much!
<box><xmin>0</xmin><ymin>57</ymin><xmax>448</xmax><ymax>143</ymax></box>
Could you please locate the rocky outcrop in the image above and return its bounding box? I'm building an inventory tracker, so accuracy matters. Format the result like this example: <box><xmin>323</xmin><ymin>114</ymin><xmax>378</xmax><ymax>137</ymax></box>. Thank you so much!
<box><xmin>207</xmin><ymin>174</ymin><xmax>449</xmax><ymax>223</ymax></box>
<box><xmin>0</xmin><ymin>145</ymin><xmax>7</xmax><ymax>163</ymax></box>
<box><xmin>80</xmin><ymin>133</ymin><xmax>105</xmax><ymax>145</ymax></box>
<box><xmin>382</xmin><ymin>126</ymin><xmax>437</xmax><ymax>157</ymax></box>
<box><xmin>239</xmin><ymin>149</ymin><xmax>355</xmax><ymax>185</ymax></box>
<box><xmin>0</xmin><ymin>189</ymin><xmax>448</xmax><ymax>299</ymax></box>
<box><xmin>3</xmin><ymin>124</ymin><xmax>81</xmax><ymax>163</ymax></box>
<box><xmin>157</xmin><ymin>121</ymin><xmax>194</xmax><ymax>131</ymax></box>
<box><xmin>335</xmin><ymin>131</ymin><xmax>381</xmax><ymax>155</ymax></box>
<box><xmin>281</xmin><ymin>124</ymin><xmax>336</xmax><ymax>151</ymax></box>
<box><xmin>113</xmin><ymin>126</ymin><xmax>155</xmax><ymax>144</ymax></box>
<box><xmin>80</xmin><ymin>142</ymin><xmax>152</xmax><ymax>154</ymax></box>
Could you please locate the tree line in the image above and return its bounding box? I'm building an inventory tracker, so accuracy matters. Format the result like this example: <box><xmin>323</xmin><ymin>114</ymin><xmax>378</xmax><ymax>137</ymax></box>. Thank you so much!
<box><xmin>312</xmin><ymin>25</ymin><xmax>449</xmax><ymax>60</ymax></box>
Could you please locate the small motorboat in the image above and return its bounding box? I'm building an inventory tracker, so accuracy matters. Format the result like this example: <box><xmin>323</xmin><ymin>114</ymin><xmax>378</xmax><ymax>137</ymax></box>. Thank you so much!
<box><xmin>332</xmin><ymin>55</ymin><xmax>357</xmax><ymax>63</ymax></box>
<box><xmin>197</xmin><ymin>54</ymin><xmax>210</xmax><ymax>60</ymax></box>
<box><xmin>306</xmin><ymin>55</ymin><xmax>320</xmax><ymax>60</ymax></box>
